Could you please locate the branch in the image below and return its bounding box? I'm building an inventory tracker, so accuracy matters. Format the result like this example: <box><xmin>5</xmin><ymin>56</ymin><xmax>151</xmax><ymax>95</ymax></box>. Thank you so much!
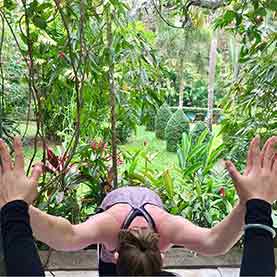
<box><xmin>189</xmin><ymin>0</ymin><xmax>226</xmax><ymax>9</ymax></box>
<box><xmin>151</xmin><ymin>0</ymin><xmax>185</xmax><ymax>29</ymax></box>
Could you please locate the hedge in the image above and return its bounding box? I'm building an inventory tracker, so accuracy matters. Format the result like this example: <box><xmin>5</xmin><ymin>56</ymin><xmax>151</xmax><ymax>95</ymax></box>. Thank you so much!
<box><xmin>155</xmin><ymin>103</ymin><xmax>172</xmax><ymax>140</ymax></box>
<box><xmin>165</xmin><ymin>109</ymin><xmax>190</xmax><ymax>152</ymax></box>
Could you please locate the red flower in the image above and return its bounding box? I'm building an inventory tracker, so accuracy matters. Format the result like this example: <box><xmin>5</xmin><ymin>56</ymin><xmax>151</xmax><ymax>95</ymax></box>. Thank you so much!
<box><xmin>58</xmin><ymin>51</ymin><xmax>65</xmax><ymax>59</ymax></box>
<box><xmin>117</xmin><ymin>158</ymin><xmax>124</xmax><ymax>165</ymax></box>
<box><xmin>219</xmin><ymin>187</ymin><xmax>225</xmax><ymax>198</ymax></box>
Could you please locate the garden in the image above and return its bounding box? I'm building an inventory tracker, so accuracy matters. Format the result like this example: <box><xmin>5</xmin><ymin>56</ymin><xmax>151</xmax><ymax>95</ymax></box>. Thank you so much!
<box><xmin>0</xmin><ymin>0</ymin><xmax>276</xmax><ymax>254</ymax></box>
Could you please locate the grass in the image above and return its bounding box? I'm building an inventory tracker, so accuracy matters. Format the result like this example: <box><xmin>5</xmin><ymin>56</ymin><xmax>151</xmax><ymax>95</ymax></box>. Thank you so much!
<box><xmin>120</xmin><ymin>125</ymin><xmax>178</xmax><ymax>172</ymax></box>
<box><xmin>121</xmin><ymin>124</ymin><xmax>223</xmax><ymax>172</ymax></box>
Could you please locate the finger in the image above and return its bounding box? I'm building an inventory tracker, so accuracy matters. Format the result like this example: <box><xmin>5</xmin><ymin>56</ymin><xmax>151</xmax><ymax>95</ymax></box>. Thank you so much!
<box><xmin>261</xmin><ymin>138</ymin><xmax>271</xmax><ymax>167</ymax></box>
<box><xmin>273</xmin><ymin>155</ymin><xmax>277</xmax><ymax>173</ymax></box>
<box><xmin>30</xmin><ymin>163</ymin><xmax>43</xmax><ymax>185</ymax></box>
<box><xmin>273</xmin><ymin>153</ymin><xmax>277</xmax><ymax>170</ymax></box>
<box><xmin>252</xmin><ymin>135</ymin><xmax>261</xmax><ymax>170</ymax></box>
<box><xmin>0</xmin><ymin>139</ymin><xmax>12</xmax><ymax>173</ymax></box>
<box><xmin>225</xmin><ymin>160</ymin><xmax>242</xmax><ymax>185</ymax></box>
<box><xmin>263</xmin><ymin>137</ymin><xmax>277</xmax><ymax>171</ymax></box>
<box><xmin>14</xmin><ymin>136</ymin><xmax>24</xmax><ymax>172</ymax></box>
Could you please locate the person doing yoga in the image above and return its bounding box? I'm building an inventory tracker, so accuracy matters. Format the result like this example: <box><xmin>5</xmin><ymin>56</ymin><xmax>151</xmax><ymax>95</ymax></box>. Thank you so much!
<box><xmin>0</xmin><ymin>136</ymin><xmax>276</xmax><ymax>276</ymax></box>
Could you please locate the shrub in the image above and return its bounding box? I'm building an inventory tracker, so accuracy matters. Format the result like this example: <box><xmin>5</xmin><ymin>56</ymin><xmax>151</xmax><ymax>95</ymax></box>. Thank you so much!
<box><xmin>165</xmin><ymin>109</ymin><xmax>189</xmax><ymax>152</ymax></box>
<box><xmin>155</xmin><ymin>103</ymin><xmax>172</xmax><ymax>140</ymax></box>
<box><xmin>190</xmin><ymin>121</ymin><xmax>209</xmax><ymax>144</ymax></box>
<box><xmin>116</xmin><ymin>122</ymin><xmax>131</xmax><ymax>144</ymax></box>
<box><xmin>145</xmin><ymin>108</ymin><xmax>156</xmax><ymax>131</ymax></box>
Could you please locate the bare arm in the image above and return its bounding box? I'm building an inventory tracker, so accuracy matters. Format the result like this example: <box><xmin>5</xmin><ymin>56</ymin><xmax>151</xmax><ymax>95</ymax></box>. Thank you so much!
<box><xmin>163</xmin><ymin>202</ymin><xmax>245</xmax><ymax>256</ymax></box>
<box><xmin>29</xmin><ymin>206</ymin><xmax>117</xmax><ymax>251</ymax></box>
<box><xmin>164</xmin><ymin>136</ymin><xmax>277</xmax><ymax>256</ymax></box>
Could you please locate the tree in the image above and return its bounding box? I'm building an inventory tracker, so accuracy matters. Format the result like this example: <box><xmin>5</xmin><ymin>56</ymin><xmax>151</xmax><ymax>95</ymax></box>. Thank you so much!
<box><xmin>157</xmin><ymin>21</ymin><xmax>210</xmax><ymax>109</ymax></box>
<box><xmin>215</xmin><ymin>1</ymin><xmax>277</xmax><ymax>166</ymax></box>
<box><xmin>207</xmin><ymin>29</ymin><xmax>218</xmax><ymax>132</ymax></box>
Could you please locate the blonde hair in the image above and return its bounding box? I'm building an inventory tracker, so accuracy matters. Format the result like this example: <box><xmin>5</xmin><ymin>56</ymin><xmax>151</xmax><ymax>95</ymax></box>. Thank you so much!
<box><xmin>116</xmin><ymin>228</ymin><xmax>162</xmax><ymax>276</ymax></box>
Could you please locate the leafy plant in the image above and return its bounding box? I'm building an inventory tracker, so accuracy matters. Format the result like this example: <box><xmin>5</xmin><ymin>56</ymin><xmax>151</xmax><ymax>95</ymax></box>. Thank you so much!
<box><xmin>176</xmin><ymin>130</ymin><xmax>236</xmax><ymax>227</ymax></box>
<box><xmin>116</xmin><ymin>121</ymin><xmax>132</xmax><ymax>145</ymax></box>
<box><xmin>0</xmin><ymin>112</ymin><xmax>19</xmax><ymax>148</ymax></box>
<box><xmin>215</xmin><ymin>1</ymin><xmax>277</xmax><ymax>170</ymax></box>
<box><xmin>145</xmin><ymin>107</ymin><xmax>156</xmax><ymax>131</ymax></box>
<box><xmin>165</xmin><ymin>109</ymin><xmax>189</xmax><ymax>152</ymax></box>
<box><xmin>155</xmin><ymin>103</ymin><xmax>172</xmax><ymax>140</ymax></box>
<box><xmin>190</xmin><ymin>121</ymin><xmax>209</xmax><ymax>144</ymax></box>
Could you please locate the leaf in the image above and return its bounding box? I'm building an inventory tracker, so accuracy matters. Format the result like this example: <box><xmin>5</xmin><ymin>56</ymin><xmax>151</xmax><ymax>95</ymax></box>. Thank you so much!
<box><xmin>265</xmin><ymin>0</ymin><xmax>277</xmax><ymax>11</ymax></box>
<box><xmin>196</xmin><ymin>129</ymin><xmax>209</xmax><ymax>145</ymax></box>
<box><xmin>223</xmin><ymin>10</ymin><xmax>237</xmax><ymax>25</ymax></box>
<box><xmin>32</xmin><ymin>16</ymin><xmax>47</xmax><ymax>30</ymax></box>
<box><xmin>182</xmin><ymin>162</ymin><xmax>202</xmax><ymax>177</ymax></box>
<box><xmin>163</xmin><ymin>169</ymin><xmax>174</xmax><ymax>200</ymax></box>
<box><xmin>255</xmin><ymin>7</ymin><xmax>267</xmax><ymax>16</ymax></box>
<box><xmin>4</xmin><ymin>0</ymin><xmax>16</xmax><ymax>10</ymax></box>
<box><xmin>46</xmin><ymin>147</ymin><xmax>59</xmax><ymax>169</ymax></box>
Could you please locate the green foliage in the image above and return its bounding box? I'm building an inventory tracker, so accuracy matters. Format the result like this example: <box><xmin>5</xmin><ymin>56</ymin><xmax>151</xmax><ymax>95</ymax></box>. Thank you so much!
<box><xmin>155</xmin><ymin>103</ymin><xmax>172</xmax><ymax>139</ymax></box>
<box><xmin>36</xmin><ymin>140</ymin><xmax>117</xmax><ymax>223</ymax></box>
<box><xmin>0</xmin><ymin>113</ymin><xmax>19</xmax><ymax>148</ymax></box>
<box><xmin>190</xmin><ymin>121</ymin><xmax>209</xmax><ymax>144</ymax></box>
<box><xmin>116</xmin><ymin>122</ymin><xmax>131</xmax><ymax>144</ymax></box>
<box><xmin>165</xmin><ymin>109</ymin><xmax>189</xmax><ymax>152</ymax></box>
<box><xmin>121</xmin><ymin>130</ymin><xmax>236</xmax><ymax>226</ymax></box>
<box><xmin>176</xmin><ymin>131</ymin><xmax>234</xmax><ymax>227</ymax></box>
<box><xmin>145</xmin><ymin>107</ymin><xmax>156</xmax><ymax>131</ymax></box>
<box><xmin>215</xmin><ymin>1</ymin><xmax>277</xmax><ymax>167</ymax></box>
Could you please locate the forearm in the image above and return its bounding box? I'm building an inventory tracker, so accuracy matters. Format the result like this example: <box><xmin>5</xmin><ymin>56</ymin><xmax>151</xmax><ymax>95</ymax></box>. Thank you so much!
<box><xmin>29</xmin><ymin>205</ymin><xmax>76</xmax><ymax>251</ymax></box>
<box><xmin>208</xmin><ymin>202</ymin><xmax>245</xmax><ymax>255</ymax></box>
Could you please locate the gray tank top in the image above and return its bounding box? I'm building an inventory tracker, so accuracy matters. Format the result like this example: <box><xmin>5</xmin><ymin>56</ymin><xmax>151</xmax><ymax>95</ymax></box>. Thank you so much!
<box><xmin>98</xmin><ymin>186</ymin><xmax>164</xmax><ymax>263</ymax></box>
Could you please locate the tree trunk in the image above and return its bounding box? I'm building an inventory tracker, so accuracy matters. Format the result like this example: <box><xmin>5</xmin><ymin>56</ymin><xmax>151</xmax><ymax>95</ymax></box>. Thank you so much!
<box><xmin>207</xmin><ymin>31</ymin><xmax>218</xmax><ymax>132</ymax></box>
<box><xmin>107</xmin><ymin>14</ymin><xmax>118</xmax><ymax>189</ymax></box>
<box><xmin>178</xmin><ymin>79</ymin><xmax>185</xmax><ymax>109</ymax></box>
<box><xmin>178</xmin><ymin>58</ymin><xmax>185</xmax><ymax>109</ymax></box>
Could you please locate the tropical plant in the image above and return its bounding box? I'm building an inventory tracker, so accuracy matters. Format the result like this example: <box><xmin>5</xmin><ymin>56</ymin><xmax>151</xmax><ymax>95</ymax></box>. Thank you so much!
<box><xmin>121</xmin><ymin>148</ymin><xmax>187</xmax><ymax>215</ymax></box>
<box><xmin>176</xmin><ymin>130</ymin><xmax>236</xmax><ymax>226</ymax></box>
<box><xmin>155</xmin><ymin>103</ymin><xmax>172</xmax><ymax>140</ymax></box>
<box><xmin>165</xmin><ymin>109</ymin><xmax>189</xmax><ymax>152</ymax></box>
<box><xmin>190</xmin><ymin>121</ymin><xmax>209</xmax><ymax>144</ymax></box>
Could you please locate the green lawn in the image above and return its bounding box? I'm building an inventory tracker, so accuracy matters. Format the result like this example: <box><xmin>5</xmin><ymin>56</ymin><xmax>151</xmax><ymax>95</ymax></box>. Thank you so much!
<box><xmin>120</xmin><ymin>126</ymin><xmax>178</xmax><ymax>172</ymax></box>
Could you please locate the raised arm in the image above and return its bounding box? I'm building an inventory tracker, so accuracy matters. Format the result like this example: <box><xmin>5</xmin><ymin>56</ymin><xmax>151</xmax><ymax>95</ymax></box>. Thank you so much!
<box><xmin>29</xmin><ymin>206</ymin><xmax>118</xmax><ymax>251</ymax></box>
<box><xmin>0</xmin><ymin>136</ymin><xmax>118</xmax><ymax>252</ymax></box>
<box><xmin>161</xmin><ymin>202</ymin><xmax>244</xmax><ymax>256</ymax></box>
<box><xmin>162</xmin><ymin>136</ymin><xmax>277</xmax><ymax>256</ymax></box>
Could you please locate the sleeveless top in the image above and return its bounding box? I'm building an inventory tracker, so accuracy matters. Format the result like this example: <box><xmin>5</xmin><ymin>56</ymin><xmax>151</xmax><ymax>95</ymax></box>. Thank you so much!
<box><xmin>98</xmin><ymin>186</ymin><xmax>164</xmax><ymax>263</ymax></box>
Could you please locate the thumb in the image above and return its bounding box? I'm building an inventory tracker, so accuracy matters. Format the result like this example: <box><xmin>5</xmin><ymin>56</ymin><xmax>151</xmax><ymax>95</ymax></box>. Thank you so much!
<box><xmin>225</xmin><ymin>160</ymin><xmax>242</xmax><ymax>184</ymax></box>
<box><xmin>30</xmin><ymin>162</ymin><xmax>43</xmax><ymax>185</ymax></box>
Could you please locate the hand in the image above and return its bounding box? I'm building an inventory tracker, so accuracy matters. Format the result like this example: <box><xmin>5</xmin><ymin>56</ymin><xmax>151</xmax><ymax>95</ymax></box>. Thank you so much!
<box><xmin>226</xmin><ymin>136</ymin><xmax>277</xmax><ymax>204</ymax></box>
<box><xmin>0</xmin><ymin>137</ymin><xmax>42</xmax><ymax>206</ymax></box>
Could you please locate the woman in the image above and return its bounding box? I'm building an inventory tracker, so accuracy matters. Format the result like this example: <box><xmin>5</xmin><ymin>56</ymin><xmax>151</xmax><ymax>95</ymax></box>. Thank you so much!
<box><xmin>1</xmin><ymin>136</ymin><xmax>277</xmax><ymax>276</ymax></box>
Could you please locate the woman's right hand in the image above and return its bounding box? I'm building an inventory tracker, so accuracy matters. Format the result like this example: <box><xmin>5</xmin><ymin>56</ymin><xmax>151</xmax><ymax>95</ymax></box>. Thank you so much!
<box><xmin>226</xmin><ymin>136</ymin><xmax>277</xmax><ymax>204</ymax></box>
